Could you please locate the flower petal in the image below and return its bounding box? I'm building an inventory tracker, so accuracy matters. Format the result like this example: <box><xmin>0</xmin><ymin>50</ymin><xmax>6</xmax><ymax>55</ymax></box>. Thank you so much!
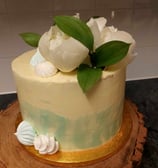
<box><xmin>39</xmin><ymin>26</ymin><xmax>89</xmax><ymax>72</ymax></box>
<box><xmin>102</xmin><ymin>28</ymin><xmax>136</xmax><ymax>53</ymax></box>
<box><xmin>87</xmin><ymin>18</ymin><xmax>102</xmax><ymax>49</ymax></box>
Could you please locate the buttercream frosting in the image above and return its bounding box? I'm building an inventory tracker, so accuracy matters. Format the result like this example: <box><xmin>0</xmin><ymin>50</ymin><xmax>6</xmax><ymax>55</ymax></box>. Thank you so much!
<box><xmin>12</xmin><ymin>50</ymin><xmax>126</xmax><ymax>151</ymax></box>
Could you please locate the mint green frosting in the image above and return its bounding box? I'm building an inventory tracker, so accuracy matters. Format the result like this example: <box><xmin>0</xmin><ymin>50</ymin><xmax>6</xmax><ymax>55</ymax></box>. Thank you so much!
<box><xmin>19</xmin><ymin>100</ymin><xmax>123</xmax><ymax>150</ymax></box>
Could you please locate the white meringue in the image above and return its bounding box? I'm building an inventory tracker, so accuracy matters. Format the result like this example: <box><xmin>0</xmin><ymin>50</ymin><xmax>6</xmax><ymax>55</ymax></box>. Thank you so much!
<box><xmin>34</xmin><ymin>61</ymin><xmax>58</xmax><ymax>77</ymax></box>
<box><xmin>30</xmin><ymin>48</ymin><xmax>45</xmax><ymax>66</ymax></box>
<box><xmin>14</xmin><ymin>121</ymin><xmax>36</xmax><ymax>146</ymax></box>
<box><xmin>33</xmin><ymin>134</ymin><xmax>59</xmax><ymax>155</ymax></box>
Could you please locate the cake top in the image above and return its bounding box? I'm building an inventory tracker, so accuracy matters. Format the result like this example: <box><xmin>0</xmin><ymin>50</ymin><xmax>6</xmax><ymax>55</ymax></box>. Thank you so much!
<box><xmin>20</xmin><ymin>14</ymin><xmax>136</xmax><ymax>92</ymax></box>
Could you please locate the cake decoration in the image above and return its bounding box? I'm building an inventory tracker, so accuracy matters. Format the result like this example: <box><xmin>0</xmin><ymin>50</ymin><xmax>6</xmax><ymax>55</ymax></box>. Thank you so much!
<box><xmin>19</xmin><ymin>32</ymin><xmax>41</xmax><ymax>47</ymax></box>
<box><xmin>39</xmin><ymin>26</ymin><xmax>89</xmax><ymax>73</ymax></box>
<box><xmin>20</xmin><ymin>14</ymin><xmax>135</xmax><ymax>92</ymax></box>
<box><xmin>14</xmin><ymin>121</ymin><xmax>36</xmax><ymax>146</ymax></box>
<box><xmin>15</xmin><ymin>121</ymin><xmax>59</xmax><ymax>155</ymax></box>
<box><xmin>33</xmin><ymin>135</ymin><xmax>59</xmax><ymax>155</ymax></box>
<box><xmin>12</xmin><ymin>14</ymin><xmax>136</xmax><ymax>162</ymax></box>
<box><xmin>34</xmin><ymin>61</ymin><xmax>58</xmax><ymax>77</ymax></box>
<box><xmin>30</xmin><ymin>48</ymin><xmax>45</xmax><ymax>66</ymax></box>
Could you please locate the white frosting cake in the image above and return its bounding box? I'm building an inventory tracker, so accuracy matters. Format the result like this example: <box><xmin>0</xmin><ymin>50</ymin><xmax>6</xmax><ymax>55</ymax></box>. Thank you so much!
<box><xmin>12</xmin><ymin>15</ymin><xmax>135</xmax><ymax>163</ymax></box>
<box><xmin>12</xmin><ymin>49</ymin><xmax>126</xmax><ymax>150</ymax></box>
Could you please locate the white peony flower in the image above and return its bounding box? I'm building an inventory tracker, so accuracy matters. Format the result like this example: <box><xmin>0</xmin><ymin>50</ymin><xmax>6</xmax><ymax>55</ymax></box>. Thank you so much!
<box><xmin>38</xmin><ymin>26</ymin><xmax>89</xmax><ymax>72</ymax></box>
<box><xmin>101</xmin><ymin>27</ymin><xmax>136</xmax><ymax>54</ymax></box>
<box><xmin>87</xmin><ymin>17</ymin><xmax>135</xmax><ymax>53</ymax></box>
<box><xmin>87</xmin><ymin>17</ymin><xmax>136</xmax><ymax>68</ymax></box>
<box><xmin>87</xmin><ymin>17</ymin><xmax>107</xmax><ymax>49</ymax></box>
<box><xmin>101</xmin><ymin>27</ymin><xmax>136</xmax><ymax>67</ymax></box>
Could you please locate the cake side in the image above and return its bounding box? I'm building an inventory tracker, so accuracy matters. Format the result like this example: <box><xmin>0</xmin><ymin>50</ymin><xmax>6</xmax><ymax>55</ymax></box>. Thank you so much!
<box><xmin>12</xmin><ymin>49</ymin><xmax>126</xmax><ymax>151</ymax></box>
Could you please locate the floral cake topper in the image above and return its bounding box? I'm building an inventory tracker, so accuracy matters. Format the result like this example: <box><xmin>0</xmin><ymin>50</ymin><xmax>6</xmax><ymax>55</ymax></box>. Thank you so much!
<box><xmin>20</xmin><ymin>14</ymin><xmax>135</xmax><ymax>92</ymax></box>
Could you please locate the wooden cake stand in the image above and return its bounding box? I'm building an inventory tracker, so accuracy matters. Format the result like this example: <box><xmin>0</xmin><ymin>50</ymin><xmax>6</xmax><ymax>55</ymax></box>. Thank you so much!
<box><xmin>0</xmin><ymin>100</ymin><xmax>147</xmax><ymax>168</ymax></box>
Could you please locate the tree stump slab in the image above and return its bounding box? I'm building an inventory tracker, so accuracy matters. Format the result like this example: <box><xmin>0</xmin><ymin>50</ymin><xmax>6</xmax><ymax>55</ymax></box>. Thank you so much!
<box><xmin>0</xmin><ymin>100</ymin><xmax>147</xmax><ymax>168</ymax></box>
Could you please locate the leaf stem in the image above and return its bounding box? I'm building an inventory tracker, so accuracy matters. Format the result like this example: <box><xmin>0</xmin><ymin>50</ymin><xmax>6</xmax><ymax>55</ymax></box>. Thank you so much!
<box><xmin>89</xmin><ymin>51</ymin><xmax>96</xmax><ymax>68</ymax></box>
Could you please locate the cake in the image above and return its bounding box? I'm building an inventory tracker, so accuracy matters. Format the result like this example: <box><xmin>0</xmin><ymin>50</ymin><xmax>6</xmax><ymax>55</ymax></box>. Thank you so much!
<box><xmin>12</xmin><ymin>14</ymin><xmax>136</xmax><ymax>164</ymax></box>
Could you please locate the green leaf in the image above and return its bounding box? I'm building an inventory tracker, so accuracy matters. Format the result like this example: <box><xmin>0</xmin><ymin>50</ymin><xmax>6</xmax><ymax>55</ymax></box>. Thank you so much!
<box><xmin>93</xmin><ymin>41</ymin><xmax>130</xmax><ymax>68</ymax></box>
<box><xmin>77</xmin><ymin>64</ymin><xmax>102</xmax><ymax>92</ymax></box>
<box><xmin>20</xmin><ymin>32</ymin><xmax>41</xmax><ymax>47</ymax></box>
<box><xmin>54</xmin><ymin>15</ymin><xmax>94</xmax><ymax>51</ymax></box>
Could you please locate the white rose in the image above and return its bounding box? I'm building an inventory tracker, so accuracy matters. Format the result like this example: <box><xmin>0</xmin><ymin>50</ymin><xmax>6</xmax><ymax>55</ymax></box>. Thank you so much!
<box><xmin>38</xmin><ymin>26</ymin><xmax>89</xmax><ymax>72</ymax></box>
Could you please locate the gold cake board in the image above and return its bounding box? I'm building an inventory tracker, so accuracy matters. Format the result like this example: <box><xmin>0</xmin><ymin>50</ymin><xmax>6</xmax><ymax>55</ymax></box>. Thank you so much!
<box><xmin>0</xmin><ymin>100</ymin><xmax>147</xmax><ymax>168</ymax></box>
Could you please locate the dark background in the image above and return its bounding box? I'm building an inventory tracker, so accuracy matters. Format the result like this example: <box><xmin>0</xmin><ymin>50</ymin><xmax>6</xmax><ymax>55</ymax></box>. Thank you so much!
<box><xmin>1</xmin><ymin>78</ymin><xmax>158</xmax><ymax>168</ymax></box>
